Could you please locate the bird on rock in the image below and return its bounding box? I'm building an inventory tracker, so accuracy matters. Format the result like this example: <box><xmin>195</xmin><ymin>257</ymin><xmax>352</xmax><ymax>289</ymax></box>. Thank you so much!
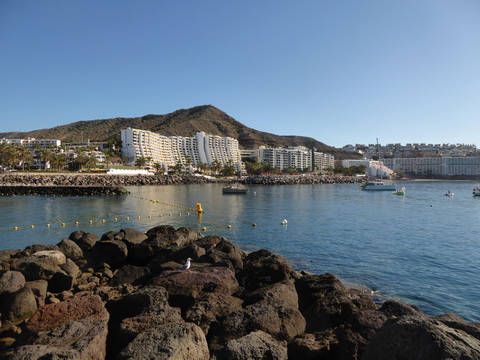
<box><xmin>178</xmin><ymin>258</ymin><xmax>191</xmax><ymax>271</ymax></box>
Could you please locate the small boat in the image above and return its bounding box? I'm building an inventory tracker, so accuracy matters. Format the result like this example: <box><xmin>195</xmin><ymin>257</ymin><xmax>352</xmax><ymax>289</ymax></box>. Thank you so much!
<box><xmin>222</xmin><ymin>185</ymin><xmax>248</xmax><ymax>194</ymax></box>
<box><xmin>392</xmin><ymin>187</ymin><xmax>406</xmax><ymax>196</ymax></box>
<box><xmin>361</xmin><ymin>180</ymin><xmax>396</xmax><ymax>191</ymax></box>
<box><xmin>444</xmin><ymin>190</ymin><xmax>454</xmax><ymax>196</ymax></box>
<box><xmin>473</xmin><ymin>187</ymin><xmax>480</xmax><ymax>197</ymax></box>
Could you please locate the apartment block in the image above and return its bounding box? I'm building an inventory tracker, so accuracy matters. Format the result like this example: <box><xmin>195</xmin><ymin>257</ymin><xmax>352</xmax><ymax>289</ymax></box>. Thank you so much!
<box><xmin>121</xmin><ymin>128</ymin><xmax>242</xmax><ymax>171</ymax></box>
<box><xmin>383</xmin><ymin>157</ymin><xmax>480</xmax><ymax>176</ymax></box>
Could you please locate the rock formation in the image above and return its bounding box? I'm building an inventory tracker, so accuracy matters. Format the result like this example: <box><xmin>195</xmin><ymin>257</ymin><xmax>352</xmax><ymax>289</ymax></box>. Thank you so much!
<box><xmin>0</xmin><ymin>225</ymin><xmax>478</xmax><ymax>359</ymax></box>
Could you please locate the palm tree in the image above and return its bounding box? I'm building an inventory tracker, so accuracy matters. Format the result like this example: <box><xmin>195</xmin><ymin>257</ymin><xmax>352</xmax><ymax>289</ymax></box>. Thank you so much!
<box><xmin>14</xmin><ymin>145</ymin><xmax>33</xmax><ymax>171</ymax></box>
<box><xmin>51</xmin><ymin>153</ymin><xmax>66</xmax><ymax>171</ymax></box>
<box><xmin>134</xmin><ymin>157</ymin><xmax>146</xmax><ymax>169</ymax></box>
<box><xmin>153</xmin><ymin>162</ymin><xmax>164</xmax><ymax>175</ymax></box>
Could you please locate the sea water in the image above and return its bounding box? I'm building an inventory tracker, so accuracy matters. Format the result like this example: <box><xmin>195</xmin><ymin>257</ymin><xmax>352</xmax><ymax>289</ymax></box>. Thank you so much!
<box><xmin>1</xmin><ymin>180</ymin><xmax>479</xmax><ymax>321</ymax></box>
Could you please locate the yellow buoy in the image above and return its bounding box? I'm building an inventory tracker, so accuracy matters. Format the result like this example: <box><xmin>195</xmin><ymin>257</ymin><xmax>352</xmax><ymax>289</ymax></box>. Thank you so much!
<box><xmin>252</xmin><ymin>223</ymin><xmax>257</xmax><ymax>227</ymax></box>
<box><xmin>75</xmin><ymin>221</ymin><xmax>79</xmax><ymax>225</ymax></box>
<box><xmin>137</xmin><ymin>216</ymin><xmax>141</xmax><ymax>219</ymax></box>
<box><xmin>13</xmin><ymin>226</ymin><xmax>18</xmax><ymax>230</ymax></box>
<box><xmin>202</xmin><ymin>227</ymin><xmax>207</xmax><ymax>231</ymax></box>
<box><xmin>30</xmin><ymin>225</ymin><xmax>35</xmax><ymax>229</ymax></box>
<box><xmin>114</xmin><ymin>218</ymin><xmax>118</xmax><ymax>221</ymax></box>
<box><xmin>62</xmin><ymin>223</ymin><xmax>66</xmax><ymax>226</ymax></box>
<box><xmin>89</xmin><ymin>220</ymin><xmax>93</xmax><ymax>224</ymax></box>
<box><xmin>227</xmin><ymin>225</ymin><xmax>232</xmax><ymax>229</ymax></box>
<box><xmin>126</xmin><ymin>217</ymin><xmax>130</xmax><ymax>220</ymax></box>
<box><xmin>46</xmin><ymin>223</ymin><xmax>51</xmax><ymax>227</ymax></box>
<box><xmin>196</xmin><ymin>203</ymin><xmax>203</xmax><ymax>213</ymax></box>
<box><xmin>102</xmin><ymin>219</ymin><xmax>106</xmax><ymax>223</ymax></box>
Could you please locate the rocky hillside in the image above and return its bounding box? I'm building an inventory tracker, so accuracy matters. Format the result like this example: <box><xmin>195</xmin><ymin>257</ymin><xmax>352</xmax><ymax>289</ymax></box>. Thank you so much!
<box><xmin>0</xmin><ymin>105</ymin><xmax>360</xmax><ymax>159</ymax></box>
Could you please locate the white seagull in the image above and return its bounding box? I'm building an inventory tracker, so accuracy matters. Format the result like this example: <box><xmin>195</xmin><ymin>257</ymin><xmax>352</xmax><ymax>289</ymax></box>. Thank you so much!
<box><xmin>178</xmin><ymin>258</ymin><xmax>192</xmax><ymax>271</ymax></box>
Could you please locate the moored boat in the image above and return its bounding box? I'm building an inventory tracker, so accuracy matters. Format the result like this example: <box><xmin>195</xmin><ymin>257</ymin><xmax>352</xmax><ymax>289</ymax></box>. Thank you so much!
<box><xmin>444</xmin><ymin>190</ymin><xmax>454</xmax><ymax>196</ymax></box>
<box><xmin>392</xmin><ymin>187</ymin><xmax>406</xmax><ymax>196</ymax></box>
<box><xmin>473</xmin><ymin>187</ymin><xmax>480</xmax><ymax>197</ymax></box>
<box><xmin>222</xmin><ymin>185</ymin><xmax>248</xmax><ymax>194</ymax></box>
<box><xmin>361</xmin><ymin>180</ymin><xmax>396</xmax><ymax>191</ymax></box>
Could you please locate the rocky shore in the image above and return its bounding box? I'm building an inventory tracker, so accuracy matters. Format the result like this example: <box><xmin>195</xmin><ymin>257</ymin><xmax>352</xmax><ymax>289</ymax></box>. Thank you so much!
<box><xmin>0</xmin><ymin>186</ymin><xmax>129</xmax><ymax>197</ymax></box>
<box><xmin>0</xmin><ymin>225</ymin><xmax>478</xmax><ymax>359</ymax></box>
<box><xmin>0</xmin><ymin>173</ymin><xmax>363</xmax><ymax>190</ymax></box>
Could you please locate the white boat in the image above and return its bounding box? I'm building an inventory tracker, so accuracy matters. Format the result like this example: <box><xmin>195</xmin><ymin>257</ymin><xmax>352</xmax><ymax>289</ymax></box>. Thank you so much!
<box><xmin>392</xmin><ymin>187</ymin><xmax>406</xmax><ymax>196</ymax></box>
<box><xmin>473</xmin><ymin>187</ymin><xmax>480</xmax><ymax>197</ymax></box>
<box><xmin>361</xmin><ymin>180</ymin><xmax>396</xmax><ymax>191</ymax></box>
<box><xmin>444</xmin><ymin>190</ymin><xmax>454</xmax><ymax>196</ymax></box>
<box><xmin>222</xmin><ymin>185</ymin><xmax>248</xmax><ymax>194</ymax></box>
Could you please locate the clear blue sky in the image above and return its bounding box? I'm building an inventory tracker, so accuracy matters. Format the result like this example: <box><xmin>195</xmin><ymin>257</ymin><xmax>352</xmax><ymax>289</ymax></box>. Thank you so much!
<box><xmin>1</xmin><ymin>1</ymin><xmax>479</xmax><ymax>148</ymax></box>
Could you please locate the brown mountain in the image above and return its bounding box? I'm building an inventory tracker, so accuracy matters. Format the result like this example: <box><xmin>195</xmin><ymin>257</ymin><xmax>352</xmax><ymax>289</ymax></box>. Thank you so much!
<box><xmin>0</xmin><ymin>105</ymin><xmax>359</xmax><ymax>159</ymax></box>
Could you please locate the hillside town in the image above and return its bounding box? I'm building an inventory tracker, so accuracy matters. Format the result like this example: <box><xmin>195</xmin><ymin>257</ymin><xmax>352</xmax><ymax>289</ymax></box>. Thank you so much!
<box><xmin>1</xmin><ymin>129</ymin><xmax>480</xmax><ymax>179</ymax></box>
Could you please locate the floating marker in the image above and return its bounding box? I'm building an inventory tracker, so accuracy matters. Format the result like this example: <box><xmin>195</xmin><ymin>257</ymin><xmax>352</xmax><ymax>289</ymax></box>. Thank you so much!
<box><xmin>196</xmin><ymin>203</ymin><xmax>203</xmax><ymax>213</ymax></box>
<box><xmin>102</xmin><ymin>219</ymin><xmax>106</xmax><ymax>223</ymax></box>
<box><xmin>46</xmin><ymin>223</ymin><xmax>51</xmax><ymax>227</ymax></box>
<box><xmin>126</xmin><ymin>217</ymin><xmax>130</xmax><ymax>220</ymax></box>
<box><xmin>62</xmin><ymin>223</ymin><xmax>66</xmax><ymax>226</ymax></box>
<box><xmin>89</xmin><ymin>220</ymin><xmax>93</xmax><ymax>224</ymax></box>
<box><xmin>13</xmin><ymin>226</ymin><xmax>18</xmax><ymax>230</ymax></box>
<box><xmin>75</xmin><ymin>221</ymin><xmax>79</xmax><ymax>225</ymax></box>
<box><xmin>137</xmin><ymin>216</ymin><xmax>141</xmax><ymax>219</ymax></box>
<box><xmin>30</xmin><ymin>225</ymin><xmax>35</xmax><ymax>229</ymax></box>
<box><xmin>227</xmin><ymin>225</ymin><xmax>232</xmax><ymax>229</ymax></box>
<box><xmin>114</xmin><ymin>218</ymin><xmax>118</xmax><ymax>221</ymax></box>
<box><xmin>252</xmin><ymin>223</ymin><xmax>257</xmax><ymax>227</ymax></box>
<box><xmin>202</xmin><ymin>227</ymin><xmax>207</xmax><ymax>231</ymax></box>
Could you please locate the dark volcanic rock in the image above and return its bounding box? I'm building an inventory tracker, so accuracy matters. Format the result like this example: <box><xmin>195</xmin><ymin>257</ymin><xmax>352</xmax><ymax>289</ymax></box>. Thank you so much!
<box><xmin>220</xmin><ymin>330</ymin><xmax>288</xmax><ymax>360</ymax></box>
<box><xmin>0</xmin><ymin>287</ymin><xmax>37</xmax><ymax>328</ymax></box>
<box><xmin>363</xmin><ymin>315</ymin><xmax>480</xmax><ymax>360</ymax></box>
<box><xmin>116</xmin><ymin>323</ymin><xmax>209</xmax><ymax>360</ymax></box>
<box><xmin>0</xmin><ymin>271</ymin><xmax>25</xmax><ymax>300</ymax></box>
<box><xmin>108</xmin><ymin>264</ymin><xmax>150</xmax><ymax>286</ymax></box>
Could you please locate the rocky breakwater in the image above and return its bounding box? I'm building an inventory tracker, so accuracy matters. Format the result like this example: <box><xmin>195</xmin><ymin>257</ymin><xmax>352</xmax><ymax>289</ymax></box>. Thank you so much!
<box><xmin>0</xmin><ymin>186</ymin><xmax>129</xmax><ymax>196</ymax></box>
<box><xmin>246</xmin><ymin>175</ymin><xmax>363</xmax><ymax>185</ymax></box>
<box><xmin>0</xmin><ymin>226</ymin><xmax>478</xmax><ymax>359</ymax></box>
<box><xmin>0</xmin><ymin>173</ymin><xmax>219</xmax><ymax>187</ymax></box>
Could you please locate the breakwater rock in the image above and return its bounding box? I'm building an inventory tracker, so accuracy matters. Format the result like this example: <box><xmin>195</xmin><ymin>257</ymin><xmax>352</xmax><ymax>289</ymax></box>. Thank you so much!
<box><xmin>0</xmin><ymin>226</ymin><xmax>479</xmax><ymax>359</ymax></box>
<box><xmin>0</xmin><ymin>186</ymin><xmax>128</xmax><ymax>197</ymax></box>
<box><xmin>0</xmin><ymin>174</ymin><xmax>219</xmax><ymax>187</ymax></box>
<box><xmin>245</xmin><ymin>175</ymin><xmax>363</xmax><ymax>185</ymax></box>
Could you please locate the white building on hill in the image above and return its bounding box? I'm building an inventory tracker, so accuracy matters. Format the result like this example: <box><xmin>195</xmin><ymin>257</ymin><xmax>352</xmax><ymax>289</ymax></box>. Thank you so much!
<box><xmin>121</xmin><ymin>128</ymin><xmax>242</xmax><ymax>172</ymax></box>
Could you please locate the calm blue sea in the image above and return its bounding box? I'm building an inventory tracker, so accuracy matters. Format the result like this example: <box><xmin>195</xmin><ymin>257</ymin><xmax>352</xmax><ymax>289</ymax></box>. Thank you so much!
<box><xmin>1</xmin><ymin>181</ymin><xmax>479</xmax><ymax>322</ymax></box>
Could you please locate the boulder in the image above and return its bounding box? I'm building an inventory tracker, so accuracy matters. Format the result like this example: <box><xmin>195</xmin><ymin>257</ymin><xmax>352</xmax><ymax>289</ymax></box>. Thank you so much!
<box><xmin>196</xmin><ymin>238</ymin><xmax>245</xmax><ymax>271</ymax></box>
<box><xmin>22</xmin><ymin>295</ymin><xmax>109</xmax><ymax>360</ymax></box>
<box><xmin>33</xmin><ymin>250</ymin><xmax>66</xmax><ymax>265</ymax></box>
<box><xmin>184</xmin><ymin>292</ymin><xmax>243</xmax><ymax>333</ymax></box>
<box><xmin>0</xmin><ymin>287</ymin><xmax>37</xmax><ymax>328</ymax></box>
<box><xmin>10</xmin><ymin>255</ymin><xmax>62</xmax><ymax>281</ymax></box>
<box><xmin>217</xmin><ymin>300</ymin><xmax>306</xmax><ymax>342</ymax></box>
<box><xmin>220</xmin><ymin>331</ymin><xmax>288</xmax><ymax>360</ymax></box>
<box><xmin>25</xmin><ymin>280</ymin><xmax>48</xmax><ymax>308</ymax></box>
<box><xmin>363</xmin><ymin>315</ymin><xmax>480</xmax><ymax>360</ymax></box>
<box><xmin>106</xmin><ymin>285</ymin><xmax>183</xmax><ymax>356</ymax></box>
<box><xmin>295</xmin><ymin>273</ymin><xmax>376</xmax><ymax>332</ymax></box>
<box><xmin>100</xmin><ymin>231</ymin><xmax>125</xmax><ymax>242</ymax></box>
<box><xmin>116</xmin><ymin>323</ymin><xmax>209</xmax><ymax>360</ymax></box>
<box><xmin>57</xmin><ymin>238</ymin><xmax>84</xmax><ymax>261</ymax></box>
<box><xmin>108</xmin><ymin>264</ymin><xmax>150</xmax><ymax>286</ymax></box>
<box><xmin>145</xmin><ymin>224</ymin><xmax>176</xmax><ymax>238</ymax></box>
<box><xmin>120</xmin><ymin>228</ymin><xmax>147</xmax><ymax>246</ymax></box>
<box><xmin>0</xmin><ymin>271</ymin><xmax>25</xmax><ymax>300</ymax></box>
<box><xmin>0</xmin><ymin>344</ymin><xmax>80</xmax><ymax>359</ymax></box>
<box><xmin>237</xmin><ymin>250</ymin><xmax>299</xmax><ymax>294</ymax></box>
<box><xmin>70</xmin><ymin>232</ymin><xmax>98</xmax><ymax>251</ymax></box>
<box><xmin>379</xmin><ymin>299</ymin><xmax>424</xmax><ymax>318</ymax></box>
<box><xmin>149</xmin><ymin>266</ymin><xmax>239</xmax><ymax>302</ymax></box>
<box><xmin>94</xmin><ymin>240</ymin><xmax>128</xmax><ymax>267</ymax></box>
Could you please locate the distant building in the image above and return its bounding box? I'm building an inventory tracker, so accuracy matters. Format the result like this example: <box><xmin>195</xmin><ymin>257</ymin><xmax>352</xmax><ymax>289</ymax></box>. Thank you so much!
<box><xmin>342</xmin><ymin>159</ymin><xmax>394</xmax><ymax>178</ymax></box>
<box><xmin>245</xmin><ymin>146</ymin><xmax>334</xmax><ymax>172</ymax></box>
<box><xmin>121</xmin><ymin>128</ymin><xmax>242</xmax><ymax>172</ymax></box>
<box><xmin>383</xmin><ymin>157</ymin><xmax>480</xmax><ymax>177</ymax></box>
<box><xmin>0</xmin><ymin>137</ymin><xmax>61</xmax><ymax>149</ymax></box>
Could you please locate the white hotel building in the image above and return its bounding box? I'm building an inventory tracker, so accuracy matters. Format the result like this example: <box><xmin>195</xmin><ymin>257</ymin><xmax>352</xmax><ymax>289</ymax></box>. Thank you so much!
<box><xmin>121</xmin><ymin>128</ymin><xmax>242</xmax><ymax>172</ymax></box>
